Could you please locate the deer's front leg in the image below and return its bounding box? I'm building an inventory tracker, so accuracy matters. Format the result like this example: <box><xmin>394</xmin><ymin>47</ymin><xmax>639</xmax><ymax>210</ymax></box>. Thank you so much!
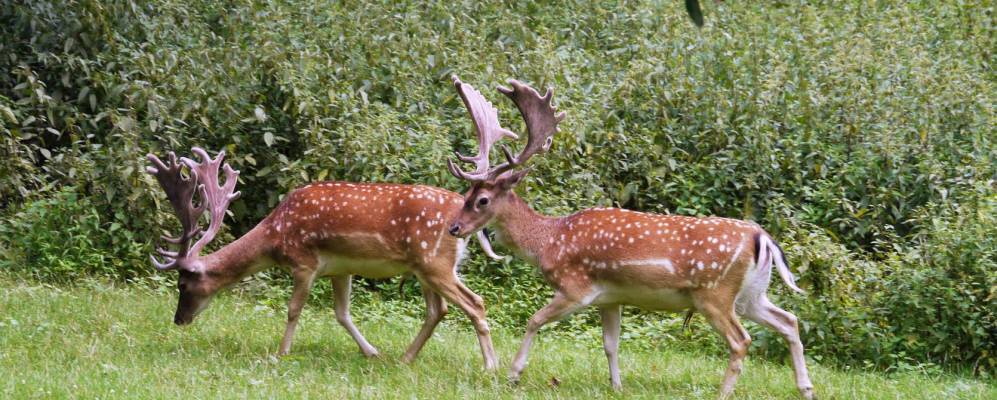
<box><xmin>332</xmin><ymin>274</ymin><xmax>380</xmax><ymax>357</ymax></box>
<box><xmin>600</xmin><ymin>304</ymin><xmax>623</xmax><ymax>390</ymax></box>
<box><xmin>401</xmin><ymin>284</ymin><xmax>448</xmax><ymax>363</ymax></box>
<box><xmin>421</xmin><ymin>272</ymin><xmax>498</xmax><ymax>370</ymax></box>
<box><xmin>279</xmin><ymin>269</ymin><xmax>316</xmax><ymax>356</ymax></box>
<box><xmin>509</xmin><ymin>292</ymin><xmax>586</xmax><ymax>382</ymax></box>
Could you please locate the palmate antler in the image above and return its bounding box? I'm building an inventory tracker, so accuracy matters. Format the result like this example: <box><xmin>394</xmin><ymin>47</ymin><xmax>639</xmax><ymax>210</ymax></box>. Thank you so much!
<box><xmin>146</xmin><ymin>147</ymin><xmax>240</xmax><ymax>271</ymax></box>
<box><xmin>181</xmin><ymin>148</ymin><xmax>241</xmax><ymax>256</ymax></box>
<box><xmin>447</xmin><ymin>77</ymin><xmax>565</xmax><ymax>183</ymax></box>
<box><xmin>493</xmin><ymin>79</ymin><xmax>566</xmax><ymax>172</ymax></box>
<box><xmin>147</xmin><ymin>151</ymin><xmax>204</xmax><ymax>270</ymax></box>
<box><xmin>447</xmin><ymin>76</ymin><xmax>519</xmax><ymax>181</ymax></box>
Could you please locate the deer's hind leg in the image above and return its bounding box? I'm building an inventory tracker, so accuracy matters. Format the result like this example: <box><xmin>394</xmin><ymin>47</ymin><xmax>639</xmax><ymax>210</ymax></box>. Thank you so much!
<box><xmin>331</xmin><ymin>274</ymin><xmax>380</xmax><ymax>357</ymax></box>
<box><xmin>694</xmin><ymin>292</ymin><xmax>752</xmax><ymax>400</ymax></box>
<box><xmin>744</xmin><ymin>296</ymin><xmax>814</xmax><ymax>399</ymax></box>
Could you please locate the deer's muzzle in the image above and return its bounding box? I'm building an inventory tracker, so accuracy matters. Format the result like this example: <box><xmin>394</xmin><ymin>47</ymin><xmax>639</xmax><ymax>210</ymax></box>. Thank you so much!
<box><xmin>448</xmin><ymin>223</ymin><xmax>462</xmax><ymax>237</ymax></box>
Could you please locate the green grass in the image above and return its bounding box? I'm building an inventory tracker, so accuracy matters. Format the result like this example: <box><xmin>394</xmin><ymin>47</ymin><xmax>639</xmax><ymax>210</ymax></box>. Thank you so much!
<box><xmin>0</xmin><ymin>279</ymin><xmax>992</xmax><ymax>399</ymax></box>
<box><xmin>2</xmin><ymin>0</ymin><xmax>994</xmax><ymax>375</ymax></box>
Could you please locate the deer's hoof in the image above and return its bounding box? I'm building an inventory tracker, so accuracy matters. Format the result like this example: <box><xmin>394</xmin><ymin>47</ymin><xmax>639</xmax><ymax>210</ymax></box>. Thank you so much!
<box><xmin>364</xmin><ymin>351</ymin><xmax>382</xmax><ymax>359</ymax></box>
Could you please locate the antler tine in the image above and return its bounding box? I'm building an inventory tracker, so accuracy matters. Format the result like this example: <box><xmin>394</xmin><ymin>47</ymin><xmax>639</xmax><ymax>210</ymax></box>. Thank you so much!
<box><xmin>448</xmin><ymin>75</ymin><xmax>518</xmax><ymax>182</ymax></box>
<box><xmin>146</xmin><ymin>151</ymin><xmax>207</xmax><ymax>271</ymax></box>
<box><xmin>156</xmin><ymin>247</ymin><xmax>179</xmax><ymax>257</ymax></box>
<box><xmin>494</xmin><ymin>79</ymin><xmax>566</xmax><ymax>174</ymax></box>
<box><xmin>150</xmin><ymin>254</ymin><xmax>178</xmax><ymax>271</ymax></box>
<box><xmin>182</xmin><ymin>147</ymin><xmax>241</xmax><ymax>256</ymax></box>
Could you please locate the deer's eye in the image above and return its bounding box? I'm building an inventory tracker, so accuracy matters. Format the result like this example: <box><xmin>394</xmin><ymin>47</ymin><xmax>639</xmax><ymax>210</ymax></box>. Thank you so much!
<box><xmin>477</xmin><ymin>197</ymin><xmax>490</xmax><ymax>207</ymax></box>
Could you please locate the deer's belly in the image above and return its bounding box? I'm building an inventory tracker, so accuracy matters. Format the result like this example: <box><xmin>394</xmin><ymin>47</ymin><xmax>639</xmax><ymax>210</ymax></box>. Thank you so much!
<box><xmin>592</xmin><ymin>283</ymin><xmax>694</xmax><ymax>312</ymax></box>
<box><xmin>316</xmin><ymin>252</ymin><xmax>410</xmax><ymax>279</ymax></box>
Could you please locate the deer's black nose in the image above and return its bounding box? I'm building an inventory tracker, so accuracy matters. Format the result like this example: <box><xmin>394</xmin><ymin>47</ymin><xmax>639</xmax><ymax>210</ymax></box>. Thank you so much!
<box><xmin>448</xmin><ymin>223</ymin><xmax>461</xmax><ymax>237</ymax></box>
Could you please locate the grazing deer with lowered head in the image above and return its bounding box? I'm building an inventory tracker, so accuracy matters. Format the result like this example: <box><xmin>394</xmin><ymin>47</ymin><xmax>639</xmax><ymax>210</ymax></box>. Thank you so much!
<box><xmin>444</xmin><ymin>76</ymin><xmax>814</xmax><ymax>399</ymax></box>
<box><xmin>146</xmin><ymin>147</ymin><xmax>501</xmax><ymax>368</ymax></box>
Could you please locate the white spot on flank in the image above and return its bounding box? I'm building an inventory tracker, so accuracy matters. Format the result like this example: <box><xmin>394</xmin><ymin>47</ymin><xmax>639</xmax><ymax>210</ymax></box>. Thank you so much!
<box><xmin>618</xmin><ymin>258</ymin><xmax>674</xmax><ymax>273</ymax></box>
<box><xmin>722</xmin><ymin>241</ymin><xmax>745</xmax><ymax>276</ymax></box>
<box><xmin>420</xmin><ymin>241</ymin><xmax>428</xmax><ymax>249</ymax></box>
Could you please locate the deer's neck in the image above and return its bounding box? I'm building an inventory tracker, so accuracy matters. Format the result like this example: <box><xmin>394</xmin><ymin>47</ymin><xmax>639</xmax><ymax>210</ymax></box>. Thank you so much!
<box><xmin>492</xmin><ymin>193</ymin><xmax>558</xmax><ymax>266</ymax></box>
<box><xmin>203</xmin><ymin>222</ymin><xmax>275</xmax><ymax>283</ymax></box>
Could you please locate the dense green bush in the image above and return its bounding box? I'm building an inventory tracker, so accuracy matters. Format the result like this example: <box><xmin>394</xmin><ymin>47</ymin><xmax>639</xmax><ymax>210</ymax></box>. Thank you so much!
<box><xmin>761</xmin><ymin>187</ymin><xmax>997</xmax><ymax>374</ymax></box>
<box><xmin>0</xmin><ymin>0</ymin><xmax>993</xmax><ymax>374</ymax></box>
<box><xmin>0</xmin><ymin>189</ymin><xmax>147</xmax><ymax>280</ymax></box>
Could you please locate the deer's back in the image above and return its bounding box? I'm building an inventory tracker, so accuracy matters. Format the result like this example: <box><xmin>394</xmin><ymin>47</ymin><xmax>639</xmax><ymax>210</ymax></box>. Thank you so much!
<box><xmin>544</xmin><ymin>208</ymin><xmax>763</xmax><ymax>292</ymax></box>
<box><xmin>262</xmin><ymin>182</ymin><xmax>465</xmax><ymax>269</ymax></box>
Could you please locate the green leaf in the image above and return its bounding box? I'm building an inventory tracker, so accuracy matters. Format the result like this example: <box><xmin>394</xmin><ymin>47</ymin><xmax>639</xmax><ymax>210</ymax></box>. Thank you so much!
<box><xmin>0</xmin><ymin>105</ymin><xmax>16</xmax><ymax>124</ymax></box>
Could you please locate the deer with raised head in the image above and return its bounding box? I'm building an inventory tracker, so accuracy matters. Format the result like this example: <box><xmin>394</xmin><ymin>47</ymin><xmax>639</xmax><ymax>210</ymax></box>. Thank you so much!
<box><xmin>145</xmin><ymin>147</ymin><xmax>502</xmax><ymax>368</ymax></box>
<box><xmin>444</xmin><ymin>76</ymin><xmax>815</xmax><ymax>399</ymax></box>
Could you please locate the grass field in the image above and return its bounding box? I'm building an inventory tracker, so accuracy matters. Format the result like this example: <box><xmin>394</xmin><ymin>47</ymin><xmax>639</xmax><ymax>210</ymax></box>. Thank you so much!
<box><xmin>0</xmin><ymin>278</ymin><xmax>992</xmax><ymax>399</ymax></box>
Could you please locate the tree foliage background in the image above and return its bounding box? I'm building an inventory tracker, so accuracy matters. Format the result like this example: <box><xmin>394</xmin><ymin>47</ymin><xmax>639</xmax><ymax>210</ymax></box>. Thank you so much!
<box><xmin>0</xmin><ymin>0</ymin><xmax>993</xmax><ymax>375</ymax></box>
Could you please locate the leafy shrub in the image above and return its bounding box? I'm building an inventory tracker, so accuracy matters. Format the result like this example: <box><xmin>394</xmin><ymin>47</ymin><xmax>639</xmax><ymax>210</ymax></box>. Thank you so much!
<box><xmin>757</xmin><ymin>189</ymin><xmax>996</xmax><ymax>375</ymax></box>
<box><xmin>883</xmin><ymin>189</ymin><xmax>996</xmax><ymax>374</ymax></box>
<box><xmin>0</xmin><ymin>189</ymin><xmax>146</xmax><ymax>281</ymax></box>
<box><xmin>0</xmin><ymin>0</ymin><xmax>993</xmax><ymax>374</ymax></box>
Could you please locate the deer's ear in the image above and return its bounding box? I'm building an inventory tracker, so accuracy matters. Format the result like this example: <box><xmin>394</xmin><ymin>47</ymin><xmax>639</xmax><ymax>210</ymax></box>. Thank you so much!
<box><xmin>498</xmin><ymin>168</ymin><xmax>532</xmax><ymax>190</ymax></box>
